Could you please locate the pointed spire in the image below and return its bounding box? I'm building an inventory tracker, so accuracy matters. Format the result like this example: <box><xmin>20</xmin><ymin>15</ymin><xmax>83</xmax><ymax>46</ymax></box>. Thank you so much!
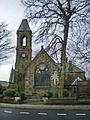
<box><xmin>41</xmin><ymin>45</ymin><xmax>44</xmax><ymax>50</ymax></box>
<box><xmin>17</xmin><ymin>19</ymin><xmax>31</xmax><ymax>32</ymax></box>
<box><xmin>11</xmin><ymin>65</ymin><xmax>13</xmax><ymax>70</ymax></box>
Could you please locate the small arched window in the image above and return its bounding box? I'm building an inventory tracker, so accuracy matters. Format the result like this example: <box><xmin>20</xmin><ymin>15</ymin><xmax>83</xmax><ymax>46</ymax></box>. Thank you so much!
<box><xmin>22</xmin><ymin>36</ymin><xmax>27</xmax><ymax>47</ymax></box>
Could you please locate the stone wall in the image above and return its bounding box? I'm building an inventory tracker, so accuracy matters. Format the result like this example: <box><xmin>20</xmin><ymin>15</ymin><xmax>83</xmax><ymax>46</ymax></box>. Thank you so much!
<box><xmin>25</xmin><ymin>48</ymin><xmax>60</xmax><ymax>95</ymax></box>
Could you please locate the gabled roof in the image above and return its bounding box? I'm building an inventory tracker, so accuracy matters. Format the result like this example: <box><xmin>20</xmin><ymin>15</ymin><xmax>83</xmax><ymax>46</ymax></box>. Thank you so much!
<box><xmin>72</xmin><ymin>77</ymin><xmax>82</xmax><ymax>85</ymax></box>
<box><xmin>26</xmin><ymin>46</ymin><xmax>59</xmax><ymax>69</ymax></box>
<box><xmin>56</xmin><ymin>62</ymin><xmax>84</xmax><ymax>73</ymax></box>
<box><xmin>72</xmin><ymin>64</ymin><xmax>85</xmax><ymax>73</ymax></box>
<box><xmin>33</xmin><ymin>46</ymin><xmax>56</xmax><ymax>63</ymax></box>
<box><xmin>17</xmin><ymin>19</ymin><xmax>31</xmax><ymax>32</ymax></box>
<box><xmin>65</xmin><ymin>77</ymin><xmax>82</xmax><ymax>86</ymax></box>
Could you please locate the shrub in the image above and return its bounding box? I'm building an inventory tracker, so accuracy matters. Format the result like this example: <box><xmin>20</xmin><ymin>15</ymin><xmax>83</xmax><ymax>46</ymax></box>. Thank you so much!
<box><xmin>36</xmin><ymin>89</ymin><xmax>45</xmax><ymax>99</ymax></box>
<box><xmin>3</xmin><ymin>89</ymin><xmax>16</xmax><ymax>97</ymax></box>
<box><xmin>63</xmin><ymin>89</ymin><xmax>69</xmax><ymax>97</ymax></box>
<box><xmin>0</xmin><ymin>84</ymin><xmax>3</xmax><ymax>94</ymax></box>
<box><xmin>20</xmin><ymin>93</ymin><xmax>27</xmax><ymax>101</ymax></box>
<box><xmin>8</xmin><ymin>84</ymin><xmax>18</xmax><ymax>91</ymax></box>
<box><xmin>45</xmin><ymin>91</ymin><xmax>53</xmax><ymax>98</ymax></box>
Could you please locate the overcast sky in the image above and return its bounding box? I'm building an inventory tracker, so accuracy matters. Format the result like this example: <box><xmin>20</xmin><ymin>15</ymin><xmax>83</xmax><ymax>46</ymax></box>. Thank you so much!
<box><xmin>0</xmin><ymin>0</ymin><xmax>25</xmax><ymax>81</ymax></box>
<box><xmin>0</xmin><ymin>0</ymin><xmax>25</xmax><ymax>30</ymax></box>
<box><xmin>0</xmin><ymin>0</ymin><xmax>90</xmax><ymax>81</ymax></box>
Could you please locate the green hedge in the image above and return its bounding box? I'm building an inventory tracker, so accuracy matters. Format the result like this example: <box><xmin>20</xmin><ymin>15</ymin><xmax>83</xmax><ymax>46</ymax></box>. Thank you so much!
<box><xmin>3</xmin><ymin>89</ymin><xmax>16</xmax><ymax>97</ymax></box>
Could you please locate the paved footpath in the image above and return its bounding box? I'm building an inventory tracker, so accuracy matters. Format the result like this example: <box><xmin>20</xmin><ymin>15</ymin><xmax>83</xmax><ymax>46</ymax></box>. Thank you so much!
<box><xmin>0</xmin><ymin>103</ymin><xmax>90</xmax><ymax>110</ymax></box>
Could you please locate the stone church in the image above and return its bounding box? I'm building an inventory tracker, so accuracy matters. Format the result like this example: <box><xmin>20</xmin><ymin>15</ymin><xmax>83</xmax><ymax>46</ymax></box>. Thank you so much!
<box><xmin>9</xmin><ymin>19</ymin><xmax>86</xmax><ymax>97</ymax></box>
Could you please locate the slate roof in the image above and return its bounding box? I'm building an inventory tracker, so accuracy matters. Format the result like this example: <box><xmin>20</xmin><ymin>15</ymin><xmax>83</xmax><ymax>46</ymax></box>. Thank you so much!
<box><xmin>71</xmin><ymin>64</ymin><xmax>85</xmax><ymax>73</ymax></box>
<box><xmin>0</xmin><ymin>81</ymin><xmax>8</xmax><ymax>87</ymax></box>
<box><xmin>56</xmin><ymin>63</ymin><xmax>85</xmax><ymax>73</ymax></box>
<box><xmin>17</xmin><ymin>19</ymin><xmax>31</xmax><ymax>32</ymax></box>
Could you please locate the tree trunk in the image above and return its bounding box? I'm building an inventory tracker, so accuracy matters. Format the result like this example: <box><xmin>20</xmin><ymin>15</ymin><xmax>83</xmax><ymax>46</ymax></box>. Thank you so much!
<box><xmin>59</xmin><ymin>19</ymin><xmax>69</xmax><ymax>97</ymax></box>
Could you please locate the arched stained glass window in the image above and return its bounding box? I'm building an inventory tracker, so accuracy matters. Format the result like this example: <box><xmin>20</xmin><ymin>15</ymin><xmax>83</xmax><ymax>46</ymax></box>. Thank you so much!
<box><xmin>34</xmin><ymin>63</ymin><xmax>50</xmax><ymax>87</ymax></box>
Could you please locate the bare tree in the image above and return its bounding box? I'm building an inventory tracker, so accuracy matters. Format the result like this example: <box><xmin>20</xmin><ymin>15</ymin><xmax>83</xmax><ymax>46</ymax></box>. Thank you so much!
<box><xmin>0</xmin><ymin>22</ymin><xmax>14</xmax><ymax>63</ymax></box>
<box><xmin>67</xmin><ymin>31</ymin><xmax>90</xmax><ymax>64</ymax></box>
<box><xmin>21</xmin><ymin>0</ymin><xmax>90</xmax><ymax>96</ymax></box>
<box><xmin>69</xmin><ymin>1</ymin><xmax>90</xmax><ymax>64</ymax></box>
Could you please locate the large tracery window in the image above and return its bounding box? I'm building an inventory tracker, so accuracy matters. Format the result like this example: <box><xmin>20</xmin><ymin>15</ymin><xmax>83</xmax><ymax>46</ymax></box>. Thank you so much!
<box><xmin>34</xmin><ymin>63</ymin><xmax>50</xmax><ymax>87</ymax></box>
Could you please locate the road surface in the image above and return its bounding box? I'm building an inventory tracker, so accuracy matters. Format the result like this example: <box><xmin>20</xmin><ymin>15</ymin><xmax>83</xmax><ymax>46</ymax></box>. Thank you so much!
<box><xmin>0</xmin><ymin>107</ymin><xmax>90</xmax><ymax>120</ymax></box>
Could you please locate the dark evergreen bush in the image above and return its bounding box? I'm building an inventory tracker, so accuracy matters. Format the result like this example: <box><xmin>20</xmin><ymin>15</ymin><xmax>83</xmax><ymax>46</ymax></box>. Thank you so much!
<box><xmin>3</xmin><ymin>89</ymin><xmax>16</xmax><ymax>97</ymax></box>
<box><xmin>63</xmin><ymin>89</ymin><xmax>69</xmax><ymax>97</ymax></box>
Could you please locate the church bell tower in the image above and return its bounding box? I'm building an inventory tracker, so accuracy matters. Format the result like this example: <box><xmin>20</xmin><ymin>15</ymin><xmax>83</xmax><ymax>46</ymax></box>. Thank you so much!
<box><xmin>15</xmin><ymin>19</ymin><xmax>32</xmax><ymax>91</ymax></box>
